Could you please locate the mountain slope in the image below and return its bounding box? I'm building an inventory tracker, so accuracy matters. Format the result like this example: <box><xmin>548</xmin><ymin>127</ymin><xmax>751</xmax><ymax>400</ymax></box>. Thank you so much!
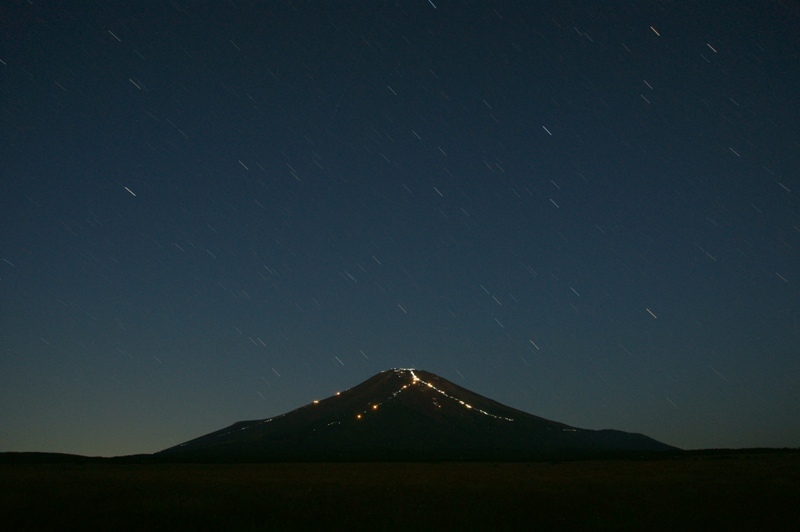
<box><xmin>158</xmin><ymin>368</ymin><xmax>677</xmax><ymax>461</ymax></box>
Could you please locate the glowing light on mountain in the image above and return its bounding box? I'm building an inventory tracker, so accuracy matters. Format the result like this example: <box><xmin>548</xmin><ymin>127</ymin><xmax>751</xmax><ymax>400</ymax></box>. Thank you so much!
<box><xmin>347</xmin><ymin>369</ymin><xmax>514</xmax><ymax>422</ymax></box>
<box><xmin>408</xmin><ymin>370</ymin><xmax>514</xmax><ymax>421</ymax></box>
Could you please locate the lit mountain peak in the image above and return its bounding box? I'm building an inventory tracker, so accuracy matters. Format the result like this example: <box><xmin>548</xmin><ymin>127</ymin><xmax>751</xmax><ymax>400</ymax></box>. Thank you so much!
<box><xmin>158</xmin><ymin>369</ymin><xmax>678</xmax><ymax>461</ymax></box>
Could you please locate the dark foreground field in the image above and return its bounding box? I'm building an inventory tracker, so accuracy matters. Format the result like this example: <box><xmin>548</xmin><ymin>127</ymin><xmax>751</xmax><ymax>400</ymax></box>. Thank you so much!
<box><xmin>2</xmin><ymin>451</ymin><xmax>798</xmax><ymax>530</ymax></box>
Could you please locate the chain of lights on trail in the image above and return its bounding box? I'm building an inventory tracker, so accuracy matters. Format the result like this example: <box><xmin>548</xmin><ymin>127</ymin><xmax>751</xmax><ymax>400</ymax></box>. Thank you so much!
<box><xmin>192</xmin><ymin>369</ymin><xmax>515</xmax><ymax>445</ymax></box>
<box><xmin>347</xmin><ymin>369</ymin><xmax>514</xmax><ymax>422</ymax></box>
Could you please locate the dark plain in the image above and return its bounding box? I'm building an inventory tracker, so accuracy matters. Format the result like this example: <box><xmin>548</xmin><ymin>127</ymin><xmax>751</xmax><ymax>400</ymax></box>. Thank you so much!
<box><xmin>2</xmin><ymin>450</ymin><xmax>798</xmax><ymax>530</ymax></box>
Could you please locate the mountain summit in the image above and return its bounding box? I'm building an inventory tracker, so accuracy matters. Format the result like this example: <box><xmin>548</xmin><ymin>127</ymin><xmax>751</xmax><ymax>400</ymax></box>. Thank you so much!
<box><xmin>158</xmin><ymin>368</ymin><xmax>677</xmax><ymax>461</ymax></box>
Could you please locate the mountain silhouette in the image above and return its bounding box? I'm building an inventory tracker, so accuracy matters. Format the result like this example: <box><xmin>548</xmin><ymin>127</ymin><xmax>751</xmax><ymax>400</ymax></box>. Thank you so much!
<box><xmin>157</xmin><ymin>368</ymin><xmax>677</xmax><ymax>461</ymax></box>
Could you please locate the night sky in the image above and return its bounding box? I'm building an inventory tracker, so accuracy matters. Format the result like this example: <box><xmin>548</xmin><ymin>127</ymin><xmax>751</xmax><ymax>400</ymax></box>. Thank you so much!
<box><xmin>2</xmin><ymin>1</ymin><xmax>799</xmax><ymax>457</ymax></box>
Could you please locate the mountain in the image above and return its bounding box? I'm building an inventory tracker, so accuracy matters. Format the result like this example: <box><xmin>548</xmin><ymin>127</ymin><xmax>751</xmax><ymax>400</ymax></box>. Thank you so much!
<box><xmin>157</xmin><ymin>368</ymin><xmax>678</xmax><ymax>461</ymax></box>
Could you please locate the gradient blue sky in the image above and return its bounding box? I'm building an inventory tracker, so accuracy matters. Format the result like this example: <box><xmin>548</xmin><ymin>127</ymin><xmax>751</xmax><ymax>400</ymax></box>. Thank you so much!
<box><xmin>2</xmin><ymin>0</ymin><xmax>799</xmax><ymax>456</ymax></box>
